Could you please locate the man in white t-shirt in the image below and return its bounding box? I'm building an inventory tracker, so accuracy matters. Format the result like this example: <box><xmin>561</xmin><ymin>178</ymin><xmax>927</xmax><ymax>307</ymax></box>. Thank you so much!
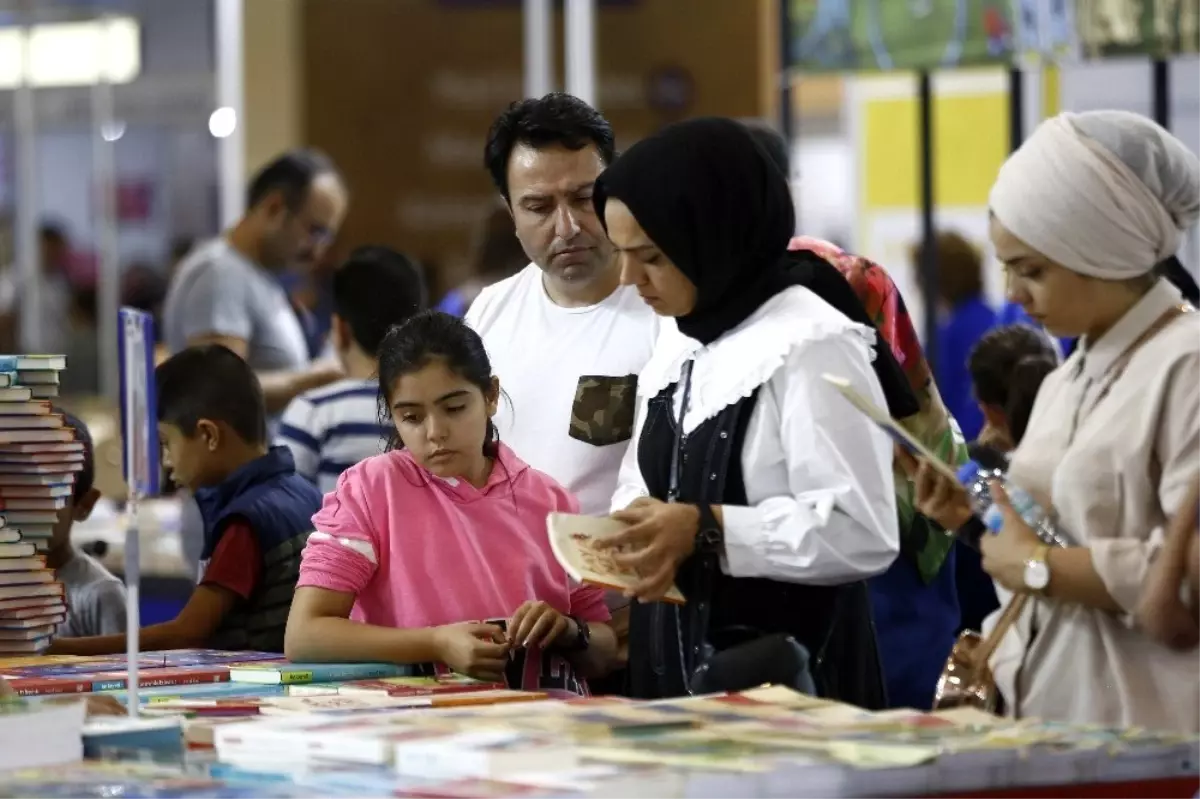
<box><xmin>467</xmin><ymin>93</ymin><xmax>659</xmax><ymax>520</ymax></box>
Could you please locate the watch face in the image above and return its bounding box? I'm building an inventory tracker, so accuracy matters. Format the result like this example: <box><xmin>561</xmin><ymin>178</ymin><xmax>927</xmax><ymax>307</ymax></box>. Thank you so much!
<box><xmin>1024</xmin><ymin>558</ymin><xmax>1050</xmax><ymax>591</ymax></box>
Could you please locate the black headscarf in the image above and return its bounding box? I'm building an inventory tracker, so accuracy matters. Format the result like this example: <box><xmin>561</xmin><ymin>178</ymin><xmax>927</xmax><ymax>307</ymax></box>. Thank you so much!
<box><xmin>594</xmin><ymin>117</ymin><xmax>918</xmax><ymax>419</ymax></box>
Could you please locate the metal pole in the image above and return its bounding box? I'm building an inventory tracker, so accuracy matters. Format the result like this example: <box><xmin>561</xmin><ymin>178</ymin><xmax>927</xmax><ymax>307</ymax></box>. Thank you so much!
<box><xmin>564</xmin><ymin>0</ymin><xmax>596</xmax><ymax>106</ymax></box>
<box><xmin>1008</xmin><ymin>66</ymin><xmax>1024</xmax><ymax>152</ymax></box>
<box><xmin>14</xmin><ymin>0</ymin><xmax>40</xmax><ymax>353</ymax></box>
<box><xmin>215</xmin><ymin>0</ymin><xmax>245</xmax><ymax>227</ymax></box>
<box><xmin>778</xmin><ymin>0</ymin><xmax>794</xmax><ymax>142</ymax></box>
<box><xmin>93</xmin><ymin>16</ymin><xmax>121</xmax><ymax>402</ymax></box>
<box><xmin>1152</xmin><ymin>59</ymin><xmax>1170</xmax><ymax>129</ymax></box>
<box><xmin>523</xmin><ymin>0</ymin><xmax>553</xmax><ymax>98</ymax></box>
<box><xmin>917</xmin><ymin>70</ymin><xmax>938</xmax><ymax>370</ymax></box>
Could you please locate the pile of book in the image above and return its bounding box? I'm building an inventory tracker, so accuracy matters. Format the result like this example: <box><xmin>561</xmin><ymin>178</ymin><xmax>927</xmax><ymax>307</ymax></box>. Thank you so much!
<box><xmin>0</xmin><ymin>354</ymin><xmax>72</xmax><ymax>655</ymax></box>
<box><xmin>0</xmin><ymin>647</ymin><xmax>1195</xmax><ymax>797</ymax></box>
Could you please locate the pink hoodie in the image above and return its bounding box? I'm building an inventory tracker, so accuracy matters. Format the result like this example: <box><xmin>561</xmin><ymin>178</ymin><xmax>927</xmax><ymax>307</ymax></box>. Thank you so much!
<box><xmin>298</xmin><ymin>443</ymin><xmax>609</xmax><ymax>691</ymax></box>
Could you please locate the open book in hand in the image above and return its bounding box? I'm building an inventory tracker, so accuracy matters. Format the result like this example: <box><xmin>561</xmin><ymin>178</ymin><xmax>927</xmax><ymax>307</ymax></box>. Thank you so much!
<box><xmin>821</xmin><ymin>373</ymin><xmax>961</xmax><ymax>483</ymax></box>
<box><xmin>546</xmin><ymin>513</ymin><xmax>687</xmax><ymax>605</ymax></box>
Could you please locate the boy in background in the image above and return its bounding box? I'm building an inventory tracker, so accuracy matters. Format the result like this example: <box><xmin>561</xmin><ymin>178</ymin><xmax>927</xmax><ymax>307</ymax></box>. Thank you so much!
<box><xmin>47</xmin><ymin>411</ymin><xmax>127</xmax><ymax>639</ymax></box>
<box><xmin>276</xmin><ymin>246</ymin><xmax>426</xmax><ymax>493</ymax></box>
<box><xmin>49</xmin><ymin>345</ymin><xmax>323</xmax><ymax>655</ymax></box>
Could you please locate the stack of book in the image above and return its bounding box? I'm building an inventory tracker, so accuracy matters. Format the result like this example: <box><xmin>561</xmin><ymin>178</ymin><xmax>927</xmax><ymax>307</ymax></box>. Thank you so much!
<box><xmin>0</xmin><ymin>354</ymin><xmax>72</xmax><ymax>655</ymax></box>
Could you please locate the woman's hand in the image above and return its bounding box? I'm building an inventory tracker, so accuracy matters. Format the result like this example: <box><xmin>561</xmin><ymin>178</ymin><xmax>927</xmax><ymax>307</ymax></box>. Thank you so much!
<box><xmin>979</xmin><ymin>481</ymin><xmax>1043</xmax><ymax>593</ymax></box>
<box><xmin>508</xmin><ymin>600</ymin><xmax>571</xmax><ymax>650</ymax></box>
<box><xmin>432</xmin><ymin>622</ymin><xmax>510</xmax><ymax>683</ymax></box>
<box><xmin>897</xmin><ymin>448</ymin><xmax>975</xmax><ymax>531</ymax></box>
<box><xmin>595</xmin><ymin>497</ymin><xmax>700</xmax><ymax>603</ymax></box>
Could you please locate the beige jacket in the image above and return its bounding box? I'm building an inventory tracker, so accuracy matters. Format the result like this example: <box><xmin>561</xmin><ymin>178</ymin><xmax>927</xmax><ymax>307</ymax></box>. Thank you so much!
<box><xmin>987</xmin><ymin>278</ymin><xmax>1199</xmax><ymax>732</ymax></box>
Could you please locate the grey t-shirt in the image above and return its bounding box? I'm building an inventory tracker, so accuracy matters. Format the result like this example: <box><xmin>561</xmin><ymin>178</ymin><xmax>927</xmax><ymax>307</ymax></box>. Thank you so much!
<box><xmin>162</xmin><ymin>238</ymin><xmax>309</xmax><ymax>374</ymax></box>
<box><xmin>56</xmin><ymin>549</ymin><xmax>127</xmax><ymax>638</ymax></box>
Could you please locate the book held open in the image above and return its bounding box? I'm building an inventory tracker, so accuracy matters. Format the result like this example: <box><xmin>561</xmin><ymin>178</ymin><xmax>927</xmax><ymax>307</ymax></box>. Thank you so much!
<box><xmin>546</xmin><ymin>513</ymin><xmax>686</xmax><ymax>605</ymax></box>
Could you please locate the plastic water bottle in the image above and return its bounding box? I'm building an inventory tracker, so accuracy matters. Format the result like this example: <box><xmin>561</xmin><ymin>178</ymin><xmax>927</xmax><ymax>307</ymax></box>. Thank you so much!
<box><xmin>956</xmin><ymin>460</ymin><xmax>1071</xmax><ymax>548</ymax></box>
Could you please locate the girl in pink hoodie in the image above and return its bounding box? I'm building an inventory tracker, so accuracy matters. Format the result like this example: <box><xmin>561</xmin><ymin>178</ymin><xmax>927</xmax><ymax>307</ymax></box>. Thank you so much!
<box><xmin>285</xmin><ymin>311</ymin><xmax>616</xmax><ymax>694</ymax></box>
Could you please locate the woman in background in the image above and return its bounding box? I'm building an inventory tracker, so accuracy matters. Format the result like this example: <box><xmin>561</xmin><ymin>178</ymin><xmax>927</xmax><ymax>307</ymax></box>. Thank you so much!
<box><xmin>437</xmin><ymin>201</ymin><xmax>529</xmax><ymax>317</ymax></box>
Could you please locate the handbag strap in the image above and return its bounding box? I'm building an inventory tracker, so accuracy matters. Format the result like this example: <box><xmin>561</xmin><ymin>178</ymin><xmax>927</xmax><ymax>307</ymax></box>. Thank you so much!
<box><xmin>976</xmin><ymin>303</ymin><xmax>1191</xmax><ymax>668</ymax></box>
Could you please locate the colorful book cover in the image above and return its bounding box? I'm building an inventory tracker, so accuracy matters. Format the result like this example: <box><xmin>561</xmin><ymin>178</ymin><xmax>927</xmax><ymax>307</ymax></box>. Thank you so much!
<box><xmin>86</xmin><ymin>666</ymin><xmax>229</xmax><ymax>692</ymax></box>
<box><xmin>103</xmin><ymin>680</ymin><xmax>288</xmax><ymax>705</ymax></box>
<box><xmin>227</xmin><ymin>661</ymin><xmax>411</xmax><ymax>685</ymax></box>
<box><xmin>338</xmin><ymin>675</ymin><xmax>505</xmax><ymax>696</ymax></box>
<box><xmin>148</xmin><ymin>649</ymin><xmax>282</xmax><ymax>668</ymax></box>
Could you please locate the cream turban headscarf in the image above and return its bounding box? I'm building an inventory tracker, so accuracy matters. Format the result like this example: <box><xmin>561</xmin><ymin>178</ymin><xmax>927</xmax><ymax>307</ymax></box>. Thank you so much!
<box><xmin>989</xmin><ymin>110</ymin><xmax>1200</xmax><ymax>279</ymax></box>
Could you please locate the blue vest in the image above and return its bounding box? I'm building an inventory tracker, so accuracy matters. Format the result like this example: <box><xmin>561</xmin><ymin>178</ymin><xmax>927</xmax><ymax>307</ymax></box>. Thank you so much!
<box><xmin>194</xmin><ymin>446</ymin><xmax>323</xmax><ymax>652</ymax></box>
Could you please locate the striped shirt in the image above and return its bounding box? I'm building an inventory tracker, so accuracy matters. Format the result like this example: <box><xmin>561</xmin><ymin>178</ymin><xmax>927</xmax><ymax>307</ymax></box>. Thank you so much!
<box><xmin>275</xmin><ymin>378</ymin><xmax>389</xmax><ymax>494</ymax></box>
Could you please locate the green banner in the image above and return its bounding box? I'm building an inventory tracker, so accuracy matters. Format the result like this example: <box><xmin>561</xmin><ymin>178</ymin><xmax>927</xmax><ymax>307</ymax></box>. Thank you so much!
<box><xmin>1074</xmin><ymin>0</ymin><xmax>1199</xmax><ymax>59</ymax></box>
<box><xmin>789</xmin><ymin>0</ymin><xmax>1016</xmax><ymax>72</ymax></box>
<box><xmin>789</xmin><ymin>0</ymin><xmax>1199</xmax><ymax>73</ymax></box>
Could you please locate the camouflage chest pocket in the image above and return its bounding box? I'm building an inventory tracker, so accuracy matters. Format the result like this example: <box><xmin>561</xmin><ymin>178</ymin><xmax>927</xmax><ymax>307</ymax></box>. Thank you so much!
<box><xmin>569</xmin><ymin>374</ymin><xmax>638</xmax><ymax>447</ymax></box>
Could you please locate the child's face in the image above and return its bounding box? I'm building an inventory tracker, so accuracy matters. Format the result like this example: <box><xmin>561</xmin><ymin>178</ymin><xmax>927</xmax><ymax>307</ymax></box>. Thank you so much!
<box><xmin>387</xmin><ymin>358</ymin><xmax>499</xmax><ymax>479</ymax></box>
<box><xmin>49</xmin><ymin>487</ymin><xmax>100</xmax><ymax>552</ymax></box>
<box><xmin>157</xmin><ymin>421</ymin><xmax>225</xmax><ymax>492</ymax></box>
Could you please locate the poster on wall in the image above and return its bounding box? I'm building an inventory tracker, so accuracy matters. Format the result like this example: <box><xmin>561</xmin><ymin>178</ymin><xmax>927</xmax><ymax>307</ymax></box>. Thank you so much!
<box><xmin>790</xmin><ymin>0</ymin><xmax>1015</xmax><ymax>72</ymax></box>
<box><xmin>1074</xmin><ymin>0</ymin><xmax>1199</xmax><ymax>58</ymax></box>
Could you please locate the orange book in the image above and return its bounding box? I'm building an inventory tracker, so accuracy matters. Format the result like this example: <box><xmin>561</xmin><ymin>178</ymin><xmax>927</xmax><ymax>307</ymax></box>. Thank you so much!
<box><xmin>547</xmin><ymin>513</ymin><xmax>686</xmax><ymax>605</ymax></box>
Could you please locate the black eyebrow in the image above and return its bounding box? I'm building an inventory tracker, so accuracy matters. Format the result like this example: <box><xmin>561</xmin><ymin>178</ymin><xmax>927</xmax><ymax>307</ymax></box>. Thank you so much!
<box><xmin>392</xmin><ymin>389</ymin><xmax>470</xmax><ymax>410</ymax></box>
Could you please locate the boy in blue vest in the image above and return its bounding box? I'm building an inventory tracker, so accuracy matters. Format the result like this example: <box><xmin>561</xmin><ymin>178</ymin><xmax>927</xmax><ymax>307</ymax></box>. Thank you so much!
<box><xmin>49</xmin><ymin>345</ymin><xmax>322</xmax><ymax>655</ymax></box>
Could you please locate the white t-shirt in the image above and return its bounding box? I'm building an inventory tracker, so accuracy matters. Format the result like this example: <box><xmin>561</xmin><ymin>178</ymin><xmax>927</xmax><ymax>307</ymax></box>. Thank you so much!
<box><xmin>466</xmin><ymin>264</ymin><xmax>659</xmax><ymax>516</ymax></box>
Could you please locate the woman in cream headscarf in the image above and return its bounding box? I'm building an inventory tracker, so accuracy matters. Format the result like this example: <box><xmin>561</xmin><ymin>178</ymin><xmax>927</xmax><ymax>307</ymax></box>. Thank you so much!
<box><xmin>907</xmin><ymin>110</ymin><xmax>1199</xmax><ymax>732</ymax></box>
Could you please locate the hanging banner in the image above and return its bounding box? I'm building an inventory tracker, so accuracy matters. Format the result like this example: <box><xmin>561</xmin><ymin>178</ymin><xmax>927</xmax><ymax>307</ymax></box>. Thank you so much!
<box><xmin>1075</xmin><ymin>0</ymin><xmax>1199</xmax><ymax>59</ymax></box>
<box><xmin>790</xmin><ymin>0</ymin><xmax>1015</xmax><ymax>72</ymax></box>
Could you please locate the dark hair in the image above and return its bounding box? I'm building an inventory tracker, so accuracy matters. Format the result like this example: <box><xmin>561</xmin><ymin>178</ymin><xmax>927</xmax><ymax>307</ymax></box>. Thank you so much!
<box><xmin>155</xmin><ymin>345</ymin><xmax>267</xmax><ymax>445</ymax></box>
<box><xmin>55</xmin><ymin>409</ymin><xmax>94</xmax><ymax>500</ymax></box>
<box><xmin>484</xmin><ymin>92</ymin><xmax>615</xmax><ymax>202</ymax></box>
<box><xmin>376</xmin><ymin>311</ymin><xmax>497</xmax><ymax>454</ymax></box>
<box><xmin>1159</xmin><ymin>254</ymin><xmax>1200</xmax><ymax>305</ymax></box>
<box><xmin>246</xmin><ymin>148</ymin><xmax>339</xmax><ymax>211</ymax></box>
<box><xmin>968</xmin><ymin>324</ymin><xmax>1058</xmax><ymax>444</ymax></box>
<box><xmin>333</xmin><ymin>247</ymin><xmax>427</xmax><ymax>356</ymax></box>
<box><xmin>471</xmin><ymin>201</ymin><xmax>529</xmax><ymax>282</ymax></box>
<box><xmin>1005</xmin><ymin>354</ymin><xmax>1057</xmax><ymax>444</ymax></box>
<box><xmin>39</xmin><ymin>222</ymin><xmax>68</xmax><ymax>247</ymax></box>
<box><xmin>918</xmin><ymin>231</ymin><xmax>984</xmax><ymax>307</ymax></box>
<box><xmin>742</xmin><ymin>119</ymin><xmax>790</xmax><ymax>177</ymax></box>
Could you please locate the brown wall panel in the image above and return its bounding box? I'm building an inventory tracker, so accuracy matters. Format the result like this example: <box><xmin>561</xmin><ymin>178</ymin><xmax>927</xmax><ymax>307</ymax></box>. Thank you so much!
<box><xmin>302</xmin><ymin>0</ymin><xmax>772</xmax><ymax>296</ymax></box>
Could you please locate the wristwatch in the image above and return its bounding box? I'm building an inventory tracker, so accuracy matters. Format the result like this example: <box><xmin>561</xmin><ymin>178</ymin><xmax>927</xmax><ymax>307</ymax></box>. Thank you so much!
<box><xmin>563</xmin><ymin>615</ymin><xmax>591</xmax><ymax>653</ymax></box>
<box><xmin>695</xmin><ymin>504</ymin><xmax>724</xmax><ymax>554</ymax></box>
<box><xmin>1023</xmin><ymin>543</ymin><xmax>1052</xmax><ymax>593</ymax></box>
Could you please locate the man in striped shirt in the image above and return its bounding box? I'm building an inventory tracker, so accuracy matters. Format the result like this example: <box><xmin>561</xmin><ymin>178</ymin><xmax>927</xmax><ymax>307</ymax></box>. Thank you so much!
<box><xmin>275</xmin><ymin>247</ymin><xmax>426</xmax><ymax>493</ymax></box>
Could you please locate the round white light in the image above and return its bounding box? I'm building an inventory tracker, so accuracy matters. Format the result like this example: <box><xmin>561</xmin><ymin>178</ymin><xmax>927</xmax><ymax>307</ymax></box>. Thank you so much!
<box><xmin>208</xmin><ymin>107</ymin><xmax>237</xmax><ymax>138</ymax></box>
<box><xmin>100</xmin><ymin>120</ymin><xmax>126</xmax><ymax>142</ymax></box>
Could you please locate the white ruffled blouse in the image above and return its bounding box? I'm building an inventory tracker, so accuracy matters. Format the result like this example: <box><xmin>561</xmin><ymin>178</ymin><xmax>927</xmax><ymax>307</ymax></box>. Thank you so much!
<box><xmin>611</xmin><ymin>285</ymin><xmax>900</xmax><ymax>584</ymax></box>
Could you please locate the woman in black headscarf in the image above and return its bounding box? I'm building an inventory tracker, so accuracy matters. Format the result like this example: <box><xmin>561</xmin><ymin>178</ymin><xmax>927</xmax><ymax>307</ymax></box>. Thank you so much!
<box><xmin>593</xmin><ymin>117</ymin><xmax>902</xmax><ymax>705</ymax></box>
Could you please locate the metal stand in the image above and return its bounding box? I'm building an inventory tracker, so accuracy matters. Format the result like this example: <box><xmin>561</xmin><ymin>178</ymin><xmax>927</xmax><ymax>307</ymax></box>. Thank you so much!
<box><xmin>123</xmin><ymin>493</ymin><xmax>142</xmax><ymax>717</ymax></box>
<box><xmin>1008</xmin><ymin>66</ymin><xmax>1024</xmax><ymax>151</ymax></box>
<box><xmin>916</xmin><ymin>70</ymin><xmax>938</xmax><ymax>371</ymax></box>
<box><xmin>1152</xmin><ymin>59</ymin><xmax>1170</xmax><ymax>129</ymax></box>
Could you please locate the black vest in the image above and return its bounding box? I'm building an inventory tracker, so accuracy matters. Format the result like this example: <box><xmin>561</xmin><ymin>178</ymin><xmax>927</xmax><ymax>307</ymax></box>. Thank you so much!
<box><xmin>625</xmin><ymin>380</ymin><xmax>887</xmax><ymax>708</ymax></box>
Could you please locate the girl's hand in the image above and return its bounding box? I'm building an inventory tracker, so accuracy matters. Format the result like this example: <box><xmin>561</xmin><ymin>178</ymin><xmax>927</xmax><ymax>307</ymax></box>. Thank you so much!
<box><xmin>979</xmin><ymin>481</ymin><xmax>1043</xmax><ymax>593</ymax></box>
<box><xmin>508</xmin><ymin>600</ymin><xmax>571</xmax><ymax>650</ymax></box>
<box><xmin>432</xmin><ymin>622</ymin><xmax>509</xmax><ymax>683</ymax></box>
<box><xmin>897</xmin><ymin>448</ymin><xmax>975</xmax><ymax>531</ymax></box>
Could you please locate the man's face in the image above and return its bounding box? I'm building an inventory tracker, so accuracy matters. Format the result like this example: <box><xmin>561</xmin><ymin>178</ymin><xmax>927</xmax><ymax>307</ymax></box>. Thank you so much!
<box><xmin>506</xmin><ymin>143</ymin><xmax>611</xmax><ymax>286</ymax></box>
<box><xmin>260</xmin><ymin>173</ymin><xmax>348</xmax><ymax>272</ymax></box>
